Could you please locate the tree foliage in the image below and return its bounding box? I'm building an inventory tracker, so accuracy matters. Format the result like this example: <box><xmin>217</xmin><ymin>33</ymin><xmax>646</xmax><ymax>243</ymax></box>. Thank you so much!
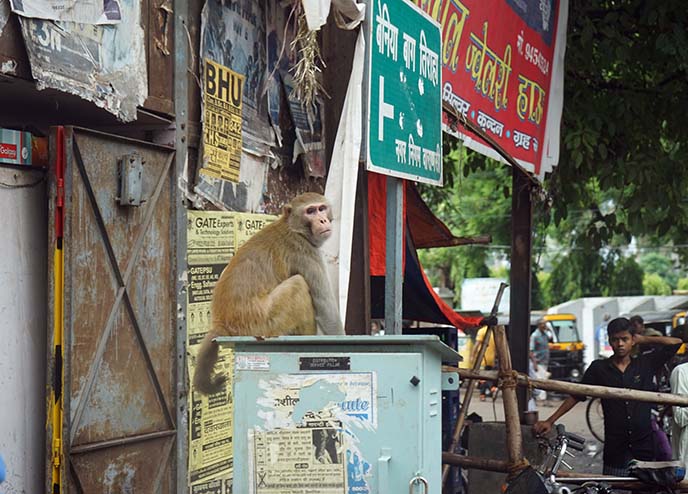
<box><xmin>550</xmin><ymin>1</ymin><xmax>688</xmax><ymax>251</ymax></box>
<box><xmin>609</xmin><ymin>257</ymin><xmax>644</xmax><ymax>296</ymax></box>
<box><xmin>638</xmin><ymin>252</ymin><xmax>678</xmax><ymax>288</ymax></box>
<box><xmin>643</xmin><ymin>273</ymin><xmax>672</xmax><ymax>296</ymax></box>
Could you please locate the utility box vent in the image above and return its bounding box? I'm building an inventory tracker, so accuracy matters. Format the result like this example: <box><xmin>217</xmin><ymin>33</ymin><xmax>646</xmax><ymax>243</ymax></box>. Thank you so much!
<box><xmin>117</xmin><ymin>153</ymin><xmax>144</xmax><ymax>206</ymax></box>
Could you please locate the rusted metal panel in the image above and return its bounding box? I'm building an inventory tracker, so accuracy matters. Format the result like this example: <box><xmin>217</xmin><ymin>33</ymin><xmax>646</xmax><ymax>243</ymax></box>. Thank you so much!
<box><xmin>144</xmin><ymin>0</ymin><xmax>174</xmax><ymax>115</ymax></box>
<box><xmin>50</xmin><ymin>126</ymin><xmax>177</xmax><ymax>492</ymax></box>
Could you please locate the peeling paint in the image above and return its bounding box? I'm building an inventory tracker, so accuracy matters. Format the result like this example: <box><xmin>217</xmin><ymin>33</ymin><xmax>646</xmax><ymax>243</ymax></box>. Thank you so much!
<box><xmin>0</xmin><ymin>59</ymin><xmax>16</xmax><ymax>74</ymax></box>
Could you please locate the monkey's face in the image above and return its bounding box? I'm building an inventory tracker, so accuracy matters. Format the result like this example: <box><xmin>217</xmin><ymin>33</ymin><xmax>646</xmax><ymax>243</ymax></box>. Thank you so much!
<box><xmin>304</xmin><ymin>202</ymin><xmax>333</xmax><ymax>246</ymax></box>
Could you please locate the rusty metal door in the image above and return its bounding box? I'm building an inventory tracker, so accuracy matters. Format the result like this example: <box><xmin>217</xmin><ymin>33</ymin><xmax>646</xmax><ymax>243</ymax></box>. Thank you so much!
<box><xmin>47</xmin><ymin>127</ymin><xmax>179</xmax><ymax>493</ymax></box>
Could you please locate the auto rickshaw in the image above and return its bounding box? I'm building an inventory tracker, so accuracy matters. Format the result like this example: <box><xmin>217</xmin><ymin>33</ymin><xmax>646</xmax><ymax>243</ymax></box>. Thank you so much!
<box><xmin>529</xmin><ymin>313</ymin><xmax>585</xmax><ymax>382</ymax></box>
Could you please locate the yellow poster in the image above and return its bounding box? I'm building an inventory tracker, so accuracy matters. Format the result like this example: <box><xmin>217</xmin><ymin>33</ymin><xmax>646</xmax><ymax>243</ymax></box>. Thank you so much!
<box><xmin>187</xmin><ymin>210</ymin><xmax>277</xmax><ymax>492</ymax></box>
<box><xmin>201</xmin><ymin>58</ymin><xmax>243</xmax><ymax>183</ymax></box>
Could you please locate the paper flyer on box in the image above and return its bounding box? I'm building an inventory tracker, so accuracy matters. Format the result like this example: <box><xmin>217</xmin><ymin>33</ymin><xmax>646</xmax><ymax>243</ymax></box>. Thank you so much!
<box><xmin>187</xmin><ymin>210</ymin><xmax>277</xmax><ymax>491</ymax></box>
<box><xmin>249</xmin><ymin>423</ymin><xmax>346</xmax><ymax>494</ymax></box>
<box><xmin>249</xmin><ymin>372</ymin><xmax>377</xmax><ymax>494</ymax></box>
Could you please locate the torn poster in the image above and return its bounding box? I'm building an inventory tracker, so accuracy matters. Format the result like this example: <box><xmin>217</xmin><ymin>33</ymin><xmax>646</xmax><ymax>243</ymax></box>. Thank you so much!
<box><xmin>265</xmin><ymin>2</ymin><xmax>326</xmax><ymax>178</ymax></box>
<box><xmin>10</xmin><ymin>0</ymin><xmax>121</xmax><ymax>24</ymax></box>
<box><xmin>201</xmin><ymin>58</ymin><xmax>244</xmax><ymax>183</ymax></box>
<box><xmin>196</xmin><ymin>0</ymin><xmax>275</xmax><ymax>210</ymax></box>
<box><xmin>201</xmin><ymin>0</ymin><xmax>273</xmax><ymax>157</ymax></box>
<box><xmin>0</xmin><ymin>0</ymin><xmax>10</xmax><ymax>37</ymax></box>
<box><xmin>282</xmin><ymin>72</ymin><xmax>326</xmax><ymax>178</ymax></box>
<box><xmin>249</xmin><ymin>425</ymin><xmax>346</xmax><ymax>494</ymax></box>
<box><xmin>18</xmin><ymin>0</ymin><xmax>146</xmax><ymax>121</ymax></box>
<box><xmin>249</xmin><ymin>372</ymin><xmax>377</xmax><ymax>494</ymax></box>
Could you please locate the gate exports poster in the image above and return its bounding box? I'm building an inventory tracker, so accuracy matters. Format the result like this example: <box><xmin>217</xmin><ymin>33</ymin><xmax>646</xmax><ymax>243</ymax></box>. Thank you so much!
<box><xmin>187</xmin><ymin>210</ymin><xmax>276</xmax><ymax>492</ymax></box>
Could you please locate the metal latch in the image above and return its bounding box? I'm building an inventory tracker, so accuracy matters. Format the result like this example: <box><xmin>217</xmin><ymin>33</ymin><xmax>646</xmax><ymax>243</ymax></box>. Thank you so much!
<box><xmin>442</xmin><ymin>371</ymin><xmax>460</xmax><ymax>391</ymax></box>
<box><xmin>117</xmin><ymin>152</ymin><xmax>144</xmax><ymax>206</ymax></box>
<box><xmin>409</xmin><ymin>475</ymin><xmax>429</xmax><ymax>493</ymax></box>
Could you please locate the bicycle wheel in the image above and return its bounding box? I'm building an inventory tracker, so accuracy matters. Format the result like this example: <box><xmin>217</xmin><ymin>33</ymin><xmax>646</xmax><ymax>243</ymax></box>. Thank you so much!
<box><xmin>586</xmin><ymin>397</ymin><xmax>605</xmax><ymax>443</ymax></box>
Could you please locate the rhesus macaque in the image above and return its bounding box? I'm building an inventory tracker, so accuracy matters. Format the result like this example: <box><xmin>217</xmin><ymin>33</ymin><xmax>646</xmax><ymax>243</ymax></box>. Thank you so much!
<box><xmin>193</xmin><ymin>192</ymin><xmax>344</xmax><ymax>394</ymax></box>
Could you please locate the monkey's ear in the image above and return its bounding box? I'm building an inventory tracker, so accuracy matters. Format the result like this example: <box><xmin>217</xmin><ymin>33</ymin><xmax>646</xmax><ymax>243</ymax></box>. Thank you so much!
<box><xmin>282</xmin><ymin>204</ymin><xmax>292</xmax><ymax>217</ymax></box>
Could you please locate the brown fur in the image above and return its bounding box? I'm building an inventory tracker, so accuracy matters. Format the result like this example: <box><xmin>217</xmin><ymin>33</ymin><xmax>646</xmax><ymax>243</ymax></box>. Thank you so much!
<box><xmin>193</xmin><ymin>193</ymin><xmax>344</xmax><ymax>394</ymax></box>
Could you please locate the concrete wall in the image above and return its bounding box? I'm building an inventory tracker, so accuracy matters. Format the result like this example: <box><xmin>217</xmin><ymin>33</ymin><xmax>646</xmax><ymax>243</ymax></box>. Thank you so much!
<box><xmin>0</xmin><ymin>167</ymin><xmax>47</xmax><ymax>494</ymax></box>
<box><xmin>466</xmin><ymin>422</ymin><xmax>545</xmax><ymax>494</ymax></box>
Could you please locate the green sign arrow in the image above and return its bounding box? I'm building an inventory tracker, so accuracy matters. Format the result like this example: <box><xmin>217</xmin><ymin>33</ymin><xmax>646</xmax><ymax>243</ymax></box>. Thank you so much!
<box><xmin>366</xmin><ymin>0</ymin><xmax>442</xmax><ymax>186</ymax></box>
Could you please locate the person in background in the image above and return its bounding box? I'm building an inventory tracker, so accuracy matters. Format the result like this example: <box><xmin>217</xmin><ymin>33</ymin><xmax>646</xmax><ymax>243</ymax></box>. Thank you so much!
<box><xmin>631</xmin><ymin>315</ymin><xmax>674</xmax><ymax>460</ymax></box>
<box><xmin>630</xmin><ymin>315</ymin><xmax>663</xmax><ymax>337</ymax></box>
<box><xmin>471</xmin><ymin>325</ymin><xmax>498</xmax><ymax>401</ymax></box>
<box><xmin>596</xmin><ymin>313</ymin><xmax>613</xmax><ymax>358</ymax></box>
<box><xmin>533</xmin><ymin>317</ymin><xmax>682</xmax><ymax>475</ymax></box>
<box><xmin>670</xmin><ymin>325</ymin><xmax>688</xmax><ymax>471</ymax></box>
<box><xmin>530</xmin><ymin>318</ymin><xmax>551</xmax><ymax>402</ymax></box>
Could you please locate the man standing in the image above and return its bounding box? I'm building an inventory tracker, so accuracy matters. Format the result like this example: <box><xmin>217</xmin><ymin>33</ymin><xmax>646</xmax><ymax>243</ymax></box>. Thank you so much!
<box><xmin>530</xmin><ymin>319</ymin><xmax>551</xmax><ymax>402</ymax></box>
<box><xmin>670</xmin><ymin>325</ymin><xmax>688</xmax><ymax>471</ymax></box>
<box><xmin>533</xmin><ymin>317</ymin><xmax>682</xmax><ymax>475</ymax></box>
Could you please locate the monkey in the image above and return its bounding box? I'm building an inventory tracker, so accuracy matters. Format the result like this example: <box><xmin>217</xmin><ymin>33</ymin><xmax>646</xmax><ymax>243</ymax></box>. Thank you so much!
<box><xmin>193</xmin><ymin>192</ymin><xmax>344</xmax><ymax>395</ymax></box>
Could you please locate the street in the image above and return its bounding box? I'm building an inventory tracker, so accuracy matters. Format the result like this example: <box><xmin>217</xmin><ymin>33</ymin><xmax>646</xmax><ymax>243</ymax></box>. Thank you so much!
<box><xmin>468</xmin><ymin>389</ymin><xmax>604</xmax><ymax>474</ymax></box>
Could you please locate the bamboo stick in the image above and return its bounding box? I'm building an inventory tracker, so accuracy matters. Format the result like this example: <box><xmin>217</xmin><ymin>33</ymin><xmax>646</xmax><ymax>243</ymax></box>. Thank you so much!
<box><xmin>446</xmin><ymin>367</ymin><xmax>688</xmax><ymax>407</ymax></box>
<box><xmin>442</xmin><ymin>453</ymin><xmax>688</xmax><ymax>492</ymax></box>
<box><xmin>441</xmin><ymin>282</ymin><xmax>507</xmax><ymax>487</ymax></box>
<box><xmin>493</xmin><ymin>325</ymin><xmax>525</xmax><ymax>476</ymax></box>
<box><xmin>440</xmin><ymin>324</ymin><xmax>494</xmax><ymax>486</ymax></box>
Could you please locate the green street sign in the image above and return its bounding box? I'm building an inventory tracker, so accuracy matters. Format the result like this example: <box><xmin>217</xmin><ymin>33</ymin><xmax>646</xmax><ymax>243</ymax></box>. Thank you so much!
<box><xmin>366</xmin><ymin>0</ymin><xmax>442</xmax><ymax>186</ymax></box>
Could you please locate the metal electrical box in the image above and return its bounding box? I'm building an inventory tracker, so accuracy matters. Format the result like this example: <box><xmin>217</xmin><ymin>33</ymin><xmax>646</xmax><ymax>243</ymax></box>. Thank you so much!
<box><xmin>216</xmin><ymin>335</ymin><xmax>460</xmax><ymax>494</ymax></box>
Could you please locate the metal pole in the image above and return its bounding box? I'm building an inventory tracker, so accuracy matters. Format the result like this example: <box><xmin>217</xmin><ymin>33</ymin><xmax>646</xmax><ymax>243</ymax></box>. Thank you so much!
<box><xmin>384</xmin><ymin>176</ymin><xmax>403</xmax><ymax>335</ymax></box>
<box><xmin>509</xmin><ymin>167</ymin><xmax>532</xmax><ymax>417</ymax></box>
<box><xmin>173</xmin><ymin>0</ymin><xmax>190</xmax><ymax>491</ymax></box>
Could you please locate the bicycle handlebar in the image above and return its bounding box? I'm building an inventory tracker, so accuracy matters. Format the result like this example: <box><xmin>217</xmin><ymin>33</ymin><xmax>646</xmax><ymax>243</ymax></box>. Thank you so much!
<box><xmin>555</xmin><ymin>424</ymin><xmax>586</xmax><ymax>451</ymax></box>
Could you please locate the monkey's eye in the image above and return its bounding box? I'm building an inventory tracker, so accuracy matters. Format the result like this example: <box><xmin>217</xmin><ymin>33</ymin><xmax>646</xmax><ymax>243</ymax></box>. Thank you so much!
<box><xmin>306</xmin><ymin>206</ymin><xmax>317</xmax><ymax>215</ymax></box>
<box><xmin>318</xmin><ymin>205</ymin><xmax>327</xmax><ymax>212</ymax></box>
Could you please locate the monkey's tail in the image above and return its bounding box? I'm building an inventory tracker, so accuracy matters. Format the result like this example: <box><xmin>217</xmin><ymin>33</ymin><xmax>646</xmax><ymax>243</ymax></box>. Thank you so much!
<box><xmin>192</xmin><ymin>331</ymin><xmax>227</xmax><ymax>395</ymax></box>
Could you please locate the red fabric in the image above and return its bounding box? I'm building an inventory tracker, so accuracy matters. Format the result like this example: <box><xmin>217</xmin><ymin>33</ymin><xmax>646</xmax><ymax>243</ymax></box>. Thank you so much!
<box><xmin>415</xmin><ymin>250</ymin><xmax>484</xmax><ymax>329</ymax></box>
<box><xmin>367</xmin><ymin>173</ymin><xmax>406</xmax><ymax>276</ymax></box>
<box><xmin>367</xmin><ymin>172</ymin><xmax>483</xmax><ymax>329</ymax></box>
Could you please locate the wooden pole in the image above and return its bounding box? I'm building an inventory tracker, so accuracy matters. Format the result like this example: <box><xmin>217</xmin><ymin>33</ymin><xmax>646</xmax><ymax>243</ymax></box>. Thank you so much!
<box><xmin>493</xmin><ymin>325</ymin><xmax>525</xmax><ymax>476</ymax></box>
<box><xmin>441</xmin><ymin>453</ymin><xmax>688</xmax><ymax>492</ymax></box>
<box><xmin>448</xmin><ymin>367</ymin><xmax>688</xmax><ymax>407</ymax></box>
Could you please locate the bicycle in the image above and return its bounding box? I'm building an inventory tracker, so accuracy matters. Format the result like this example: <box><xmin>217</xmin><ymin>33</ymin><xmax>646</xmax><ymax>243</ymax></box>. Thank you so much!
<box><xmin>506</xmin><ymin>424</ymin><xmax>608</xmax><ymax>494</ymax></box>
<box><xmin>585</xmin><ymin>397</ymin><xmax>605</xmax><ymax>443</ymax></box>
<box><xmin>507</xmin><ymin>424</ymin><xmax>684</xmax><ymax>494</ymax></box>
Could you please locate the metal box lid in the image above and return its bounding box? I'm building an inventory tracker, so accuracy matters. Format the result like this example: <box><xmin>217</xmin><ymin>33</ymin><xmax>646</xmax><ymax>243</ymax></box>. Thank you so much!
<box><xmin>214</xmin><ymin>334</ymin><xmax>461</xmax><ymax>362</ymax></box>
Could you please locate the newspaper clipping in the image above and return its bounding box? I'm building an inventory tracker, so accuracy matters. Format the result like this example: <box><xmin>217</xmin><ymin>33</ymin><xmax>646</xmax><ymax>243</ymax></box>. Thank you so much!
<box><xmin>248</xmin><ymin>372</ymin><xmax>378</xmax><ymax>494</ymax></box>
<box><xmin>202</xmin><ymin>59</ymin><xmax>244</xmax><ymax>183</ymax></box>
<box><xmin>187</xmin><ymin>210</ymin><xmax>277</xmax><ymax>491</ymax></box>
<box><xmin>250</xmin><ymin>421</ymin><xmax>346</xmax><ymax>494</ymax></box>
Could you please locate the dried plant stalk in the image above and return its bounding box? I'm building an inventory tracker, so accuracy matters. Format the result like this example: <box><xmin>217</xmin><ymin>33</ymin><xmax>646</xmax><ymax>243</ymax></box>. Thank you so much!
<box><xmin>289</xmin><ymin>2</ymin><xmax>329</xmax><ymax>114</ymax></box>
